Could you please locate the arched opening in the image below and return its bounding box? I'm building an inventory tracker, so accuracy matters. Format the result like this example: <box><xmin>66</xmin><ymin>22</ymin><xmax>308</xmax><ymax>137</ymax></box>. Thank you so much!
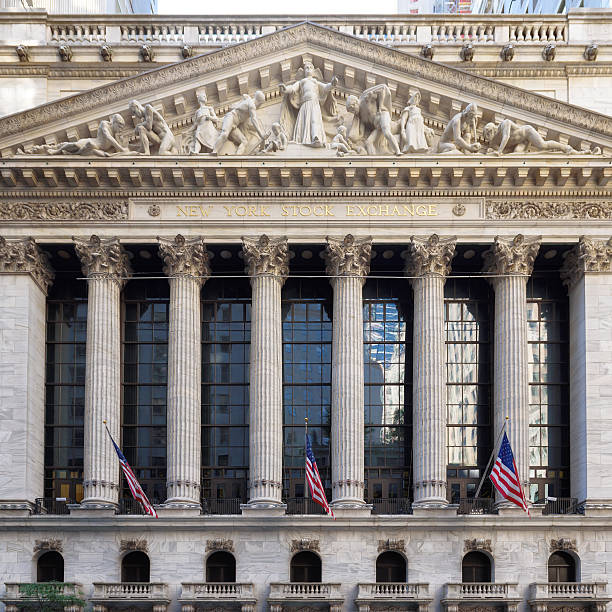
<box><xmin>37</xmin><ymin>551</ymin><xmax>64</xmax><ymax>583</ymax></box>
<box><xmin>121</xmin><ymin>551</ymin><xmax>150</xmax><ymax>583</ymax></box>
<box><xmin>376</xmin><ymin>551</ymin><xmax>406</xmax><ymax>582</ymax></box>
<box><xmin>462</xmin><ymin>551</ymin><xmax>491</xmax><ymax>583</ymax></box>
<box><xmin>290</xmin><ymin>551</ymin><xmax>322</xmax><ymax>583</ymax></box>
<box><xmin>548</xmin><ymin>551</ymin><xmax>576</xmax><ymax>582</ymax></box>
<box><xmin>206</xmin><ymin>551</ymin><xmax>236</xmax><ymax>583</ymax></box>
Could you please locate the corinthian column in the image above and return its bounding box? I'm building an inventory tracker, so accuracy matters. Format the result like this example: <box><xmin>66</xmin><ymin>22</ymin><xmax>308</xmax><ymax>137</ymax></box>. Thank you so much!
<box><xmin>405</xmin><ymin>234</ymin><xmax>456</xmax><ymax>506</ymax></box>
<box><xmin>483</xmin><ymin>234</ymin><xmax>540</xmax><ymax>503</ymax></box>
<box><xmin>242</xmin><ymin>235</ymin><xmax>289</xmax><ymax>507</ymax></box>
<box><xmin>325</xmin><ymin>234</ymin><xmax>372</xmax><ymax>507</ymax></box>
<box><xmin>158</xmin><ymin>235</ymin><xmax>210</xmax><ymax>507</ymax></box>
<box><xmin>74</xmin><ymin>235</ymin><xmax>131</xmax><ymax>507</ymax></box>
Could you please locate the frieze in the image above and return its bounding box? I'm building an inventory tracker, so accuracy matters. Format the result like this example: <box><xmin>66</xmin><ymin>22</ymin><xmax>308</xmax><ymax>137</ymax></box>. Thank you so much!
<box><xmin>486</xmin><ymin>201</ymin><xmax>612</xmax><ymax>220</ymax></box>
<box><xmin>0</xmin><ymin>200</ymin><xmax>128</xmax><ymax>220</ymax></box>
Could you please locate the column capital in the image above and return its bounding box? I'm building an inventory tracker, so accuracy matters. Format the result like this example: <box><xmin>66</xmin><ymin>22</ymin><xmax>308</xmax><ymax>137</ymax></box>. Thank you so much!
<box><xmin>73</xmin><ymin>235</ymin><xmax>131</xmax><ymax>286</ymax></box>
<box><xmin>242</xmin><ymin>234</ymin><xmax>289</xmax><ymax>280</ymax></box>
<box><xmin>324</xmin><ymin>234</ymin><xmax>372</xmax><ymax>281</ymax></box>
<box><xmin>158</xmin><ymin>234</ymin><xmax>210</xmax><ymax>284</ymax></box>
<box><xmin>483</xmin><ymin>234</ymin><xmax>541</xmax><ymax>278</ymax></box>
<box><xmin>404</xmin><ymin>234</ymin><xmax>456</xmax><ymax>279</ymax></box>
<box><xmin>0</xmin><ymin>236</ymin><xmax>54</xmax><ymax>294</ymax></box>
<box><xmin>561</xmin><ymin>236</ymin><xmax>612</xmax><ymax>289</ymax></box>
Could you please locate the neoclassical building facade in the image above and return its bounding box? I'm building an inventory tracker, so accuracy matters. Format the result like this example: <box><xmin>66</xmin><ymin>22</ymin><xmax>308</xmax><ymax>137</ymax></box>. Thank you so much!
<box><xmin>0</xmin><ymin>13</ymin><xmax>611</xmax><ymax>612</ymax></box>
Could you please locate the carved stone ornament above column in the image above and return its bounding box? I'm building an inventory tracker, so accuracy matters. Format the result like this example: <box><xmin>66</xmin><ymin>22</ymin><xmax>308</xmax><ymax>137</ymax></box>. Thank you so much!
<box><xmin>403</xmin><ymin>234</ymin><xmax>456</xmax><ymax>279</ymax></box>
<box><xmin>550</xmin><ymin>538</ymin><xmax>577</xmax><ymax>553</ymax></box>
<box><xmin>120</xmin><ymin>539</ymin><xmax>148</xmax><ymax>553</ymax></box>
<box><xmin>378</xmin><ymin>539</ymin><xmax>406</xmax><ymax>553</ymax></box>
<box><xmin>242</xmin><ymin>234</ymin><xmax>289</xmax><ymax>280</ymax></box>
<box><xmin>73</xmin><ymin>235</ymin><xmax>132</xmax><ymax>286</ymax></box>
<box><xmin>206</xmin><ymin>539</ymin><xmax>234</xmax><ymax>553</ymax></box>
<box><xmin>464</xmin><ymin>538</ymin><xmax>492</xmax><ymax>553</ymax></box>
<box><xmin>34</xmin><ymin>539</ymin><xmax>63</xmax><ymax>553</ymax></box>
<box><xmin>158</xmin><ymin>234</ymin><xmax>210</xmax><ymax>284</ymax></box>
<box><xmin>290</xmin><ymin>538</ymin><xmax>320</xmax><ymax>553</ymax></box>
<box><xmin>324</xmin><ymin>234</ymin><xmax>372</xmax><ymax>281</ymax></box>
<box><xmin>0</xmin><ymin>236</ymin><xmax>54</xmax><ymax>294</ymax></box>
<box><xmin>482</xmin><ymin>234</ymin><xmax>541</xmax><ymax>278</ymax></box>
<box><xmin>561</xmin><ymin>236</ymin><xmax>612</xmax><ymax>289</ymax></box>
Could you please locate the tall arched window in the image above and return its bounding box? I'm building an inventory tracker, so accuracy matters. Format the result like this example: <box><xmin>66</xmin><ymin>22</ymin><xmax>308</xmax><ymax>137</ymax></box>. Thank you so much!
<box><xmin>548</xmin><ymin>551</ymin><xmax>576</xmax><ymax>582</ymax></box>
<box><xmin>462</xmin><ymin>551</ymin><xmax>491</xmax><ymax>583</ymax></box>
<box><xmin>376</xmin><ymin>551</ymin><xmax>406</xmax><ymax>582</ymax></box>
<box><xmin>206</xmin><ymin>551</ymin><xmax>236</xmax><ymax>582</ymax></box>
<box><xmin>121</xmin><ymin>551</ymin><xmax>150</xmax><ymax>583</ymax></box>
<box><xmin>290</xmin><ymin>551</ymin><xmax>322</xmax><ymax>583</ymax></box>
<box><xmin>37</xmin><ymin>551</ymin><xmax>64</xmax><ymax>582</ymax></box>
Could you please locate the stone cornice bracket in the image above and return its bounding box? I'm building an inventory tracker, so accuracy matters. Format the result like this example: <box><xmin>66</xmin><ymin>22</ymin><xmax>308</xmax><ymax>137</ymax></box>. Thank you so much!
<box><xmin>73</xmin><ymin>234</ymin><xmax>132</xmax><ymax>287</ymax></box>
<box><xmin>561</xmin><ymin>236</ymin><xmax>612</xmax><ymax>290</ymax></box>
<box><xmin>157</xmin><ymin>234</ymin><xmax>210</xmax><ymax>285</ymax></box>
<box><xmin>0</xmin><ymin>236</ymin><xmax>54</xmax><ymax>294</ymax></box>
<box><xmin>324</xmin><ymin>234</ymin><xmax>372</xmax><ymax>283</ymax></box>
<box><xmin>242</xmin><ymin>234</ymin><xmax>289</xmax><ymax>282</ymax></box>
<box><xmin>403</xmin><ymin>234</ymin><xmax>456</xmax><ymax>281</ymax></box>
<box><xmin>482</xmin><ymin>234</ymin><xmax>541</xmax><ymax>279</ymax></box>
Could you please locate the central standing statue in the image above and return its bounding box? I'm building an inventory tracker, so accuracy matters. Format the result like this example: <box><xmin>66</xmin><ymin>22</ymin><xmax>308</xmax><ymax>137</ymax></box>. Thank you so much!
<box><xmin>279</xmin><ymin>60</ymin><xmax>338</xmax><ymax>147</ymax></box>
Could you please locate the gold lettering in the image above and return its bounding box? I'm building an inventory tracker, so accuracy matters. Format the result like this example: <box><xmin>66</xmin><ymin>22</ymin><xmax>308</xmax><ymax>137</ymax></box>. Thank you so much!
<box><xmin>346</xmin><ymin>205</ymin><xmax>355</xmax><ymax>216</ymax></box>
<box><xmin>188</xmin><ymin>206</ymin><xmax>198</xmax><ymax>217</ymax></box>
<box><xmin>176</xmin><ymin>206</ymin><xmax>188</xmax><ymax>217</ymax></box>
<box><xmin>392</xmin><ymin>206</ymin><xmax>400</xmax><ymax>216</ymax></box>
<box><xmin>416</xmin><ymin>205</ymin><xmax>427</xmax><ymax>216</ymax></box>
<box><xmin>223</xmin><ymin>205</ymin><xmax>233</xmax><ymax>216</ymax></box>
<box><xmin>403</xmin><ymin>205</ymin><xmax>415</xmax><ymax>216</ymax></box>
<box><xmin>429</xmin><ymin>204</ymin><xmax>438</xmax><ymax>216</ymax></box>
<box><xmin>324</xmin><ymin>205</ymin><xmax>335</xmax><ymax>216</ymax></box>
<box><xmin>281</xmin><ymin>205</ymin><xmax>289</xmax><ymax>216</ymax></box>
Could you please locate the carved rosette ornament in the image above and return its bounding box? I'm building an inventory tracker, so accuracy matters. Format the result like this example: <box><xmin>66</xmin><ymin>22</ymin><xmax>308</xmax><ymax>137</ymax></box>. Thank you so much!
<box><xmin>482</xmin><ymin>234</ymin><xmax>541</xmax><ymax>279</ymax></box>
<box><xmin>324</xmin><ymin>234</ymin><xmax>372</xmax><ymax>283</ymax></box>
<box><xmin>242</xmin><ymin>235</ymin><xmax>290</xmax><ymax>281</ymax></box>
<box><xmin>158</xmin><ymin>234</ymin><xmax>210</xmax><ymax>283</ymax></box>
<box><xmin>0</xmin><ymin>236</ymin><xmax>54</xmax><ymax>294</ymax></box>
<box><xmin>404</xmin><ymin>234</ymin><xmax>456</xmax><ymax>280</ymax></box>
<box><xmin>74</xmin><ymin>235</ymin><xmax>131</xmax><ymax>287</ymax></box>
<box><xmin>206</xmin><ymin>539</ymin><xmax>235</xmax><ymax>553</ymax></box>
<box><xmin>561</xmin><ymin>236</ymin><xmax>612</xmax><ymax>289</ymax></box>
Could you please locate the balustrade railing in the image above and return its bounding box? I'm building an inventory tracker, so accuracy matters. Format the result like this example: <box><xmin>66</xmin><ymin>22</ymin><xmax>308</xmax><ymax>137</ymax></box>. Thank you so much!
<box><xmin>529</xmin><ymin>582</ymin><xmax>608</xmax><ymax>600</ymax></box>
<box><xmin>369</xmin><ymin>498</ymin><xmax>412</xmax><ymax>515</ymax></box>
<box><xmin>445</xmin><ymin>583</ymin><xmax>519</xmax><ymax>599</ymax></box>
<box><xmin>92</xmin><ymin>582</ymin><xmax>169</xmax><ymax>600</ymax></box>
<box><xmin>357</xmin><ymin>583</ymin><xmax>429</xmax><ymax>598</ymax></box>
<box><xmin>201</xmin><ymin>497</ymin><xmax>244</xmax><ymax>515</ymax></box>
<box><xmin>33</xmin><ymin>497</ymin><xmax>71</xmax><ymax>515</ymax></box>
<box><xmin>4</xmin><ymin>583</ymin><xmax>82</xmax><ymax>600</ymax></box>
<box><xmin>457</xmin><ymin>497</ymin><xmax>496</xmax><ymax>515</ymax></box>
<box><xmin>285</xmin><ymin>498</ymin><xmax>327</xmax><ymax>515</ymax></box>
<box><xmin>181</xmin><ymin>583</ymin><xmax>255</xmax><ymax>599</ymax></box>
<box><xmin>269</xmin><ymin>582</ymin><xmax>342</xmax><ymax>599</ymax></box>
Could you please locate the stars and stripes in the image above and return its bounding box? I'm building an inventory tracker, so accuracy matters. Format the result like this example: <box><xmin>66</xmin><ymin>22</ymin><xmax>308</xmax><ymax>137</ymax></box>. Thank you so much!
<box><xmin>306</xmin><ymin>434</ymin><xmax>334</xmax><ymax>519</ymax></box>
<box><xmin>489</xmin><ymin>432</ymin><xmax>529</xmax><ymax>515</ymax></box>
<box><xmin>106</xmin><ymin>426</ymin><xmax>158</xmax><ymax>518</ymax></box>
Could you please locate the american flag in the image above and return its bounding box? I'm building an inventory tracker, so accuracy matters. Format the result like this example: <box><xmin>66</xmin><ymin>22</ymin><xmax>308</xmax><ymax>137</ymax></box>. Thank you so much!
<box><xmin>306</xmin><ymin>434</ymin><xmax>334</xmax><ymax>519</ymax></box>
<box><xmin>490</xmin><ymin>432</ymin><xmax>529</xmax><ymax>515</ymax></box>
<box><xmin>106</xmin><ymin>427</ymin><xmax>158</xmax><ymax>518</ymax></box>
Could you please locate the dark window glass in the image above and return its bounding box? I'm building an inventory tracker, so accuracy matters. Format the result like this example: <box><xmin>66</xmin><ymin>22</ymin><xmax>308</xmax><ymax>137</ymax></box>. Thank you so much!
<box><xmin>122</xmin><ymin>280</ymin><xmax>168</xmax><ymax>505</ymax></box>
<box><xmin>290</xmin><ymin>551</ymin><xmax>322</xmax><ymax>583</ymax></box>
<box><xmin>376</xmin><ymin>551</ymin><xmax>406</xmax><ymax>582</ymax></box>
<box><xmin>37</xmin><ymin>552</ymin><xmax>64</xmax><ymax>582</ymax></box>
<box><xmin>527</xmin><ymin>275</ymin><xmax>570</xmax><ymax>502</ymax></box>
<box><xmin>363</xmin><ymin>279</ymin><xmax>412</xmax><ymax>502</ymax></box>
<box><xmin>45</xmin><ymin>275</ymin><xmax>87</xmax><ymax>502</ymax></box>
<box><xmin>462</xmin><ymin>551</ymin><xmax>491</xmax><ymax>583</ymax></box>
<box><xmin>282</xmin><ymin>279</ymin><xmax>332</xmax><ymax>500</ymax></box>
<box><xmin>206</xmin><ymin>551</ymin><xmax>236</xmax><ymax>582</ymax></box>
<box><xmin>548</xmin><ymin>551</ymin><xmax>576</xmax><ymax>582</ymax></box>
<box><xmin>201</xmin><ymin>278</ymin><xmax>250</xmax><ymax>503</ymax></box>
<box><xmin>121</xmin><ymin>551</ymin><xmax>150</xmax><ymax>583</ymax></box>
<box><xmin>445</xmin><ymin>279</ymin><xmax>493</xmax><ymax>502</ymax></box>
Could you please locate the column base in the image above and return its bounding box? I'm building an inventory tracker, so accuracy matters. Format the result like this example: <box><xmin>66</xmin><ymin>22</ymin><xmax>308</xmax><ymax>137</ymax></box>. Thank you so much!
<box><xmin>0</xmin><ymin>501</ymin><xmax>35</xmax><ymax>516</ymax></box>
<box><xmin>156</xmin><ymin>504</ymin><xmax>201</xmax><ymax>517</ymax></box>
<box><xmin>412</xmin><ymin>505</ymin><xmax>456</xmax><ymax>518</ymax></box>
<box><xmin>330</xmin><ymin>503</ymin><xmax>373</xmax><ymax>518</ymax></box>
<box><xmin>241</xmin><ymin>502</ymin><xmax>286</xmax><ymax>517</ymax></box>
<box><xmin>70</xmin><ymin>503</ymin><xmax>116</xmax><ymax>517</ymax></box>
<box><xmin>412</xmin><ymin>497</ymin><xmax>448</xmax><ymax>508</ymax></box>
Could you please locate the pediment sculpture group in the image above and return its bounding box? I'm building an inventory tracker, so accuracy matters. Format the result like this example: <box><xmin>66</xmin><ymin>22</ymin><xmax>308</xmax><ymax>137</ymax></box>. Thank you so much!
<box><xmin>20</xmin><ymin>60</ymin><xmax>599</xmax><ymax>158</ymax></box>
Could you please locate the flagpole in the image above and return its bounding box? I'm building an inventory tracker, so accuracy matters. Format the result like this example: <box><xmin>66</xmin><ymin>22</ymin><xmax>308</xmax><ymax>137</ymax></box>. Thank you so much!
<box><xmin>304</xmin><ymin>417</ymin><xmax>309</xmax><ymax>500</ymax></box>
<box><xmin>475</xmin><ymin>416</ymin><xmax>509</xmax><ymax>499</ymax></box>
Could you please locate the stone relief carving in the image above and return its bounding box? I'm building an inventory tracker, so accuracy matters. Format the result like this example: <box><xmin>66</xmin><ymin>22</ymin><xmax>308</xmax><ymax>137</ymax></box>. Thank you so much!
<box><xmin>186</xmin><ymin>89</ymin><xmax>220</xmax><ymax>154</ymax></box>
<box><xmin>434</xmin><ymin>103</ymin><xmax>480</xmax><ymax>154</ymax></box>
<box><xmin>543</xmin><ymin>43</ymin><xmax>556</xmax><ymax>62</ymax></box>
<box><xmin>34</xmin><ymin>539</ymin><xmax>63</xmax><ymax>553</ymax></box>
<box><xmin>290</xmin><ymin>539</ymin><xmax>320</xmax><ymax>553</ymax></box>
<box><xmin>324</xmin><ymin>234</ymin><xmax>372</xmax><ymax>279</ymax></box>
<box><xmin>486</xmin><ymin>200</ymin><xmax>612</xmax><ymax>220</ymax></box>
<box><xmin>58</xmin><ymin>45</ymin><xmax>73</xmax><ymax>62</ymax></box>
<box><xmin>279</xmin><ymin>60</ymin><xmax>338</xmax><ymax>147</ymax></box>
<box><xmin>242</xmin><ymin>235</ymin><xmax>289</xmax><ymax>278</ymax></box>
<box><xmin>404</xmin><ymin>234</ymin><xmax>456</xmax><ymax>278</ymax></box>
<box><xmin>181</xmin><ymin>45</ymin><xmax>193</xmax><ymax>59</ymax></box>
<box><xmin>550</xmin><ymin>538</ymin><xmax>577</xmax><ymax>553</ymax></box>
<box><xmin>584</xmin><ymin>43</ymin><xmax>598</xmax><ymax>61</ymax></box>
<box><xmin>482</xmin><ymin>234</ymin><xmax>541</xmax><ymax>277</ymax></box>
<box><xmin>73</xmin><ymin>235</ymin><xmax>131</xmax><ymax>283</ymax></box>
<box><xmin>400</xmin><ymin>90</ymin><xmax>434</xmax><ymax>154</ymax></box>
<box><xmin>100</xmin><ymin>45</ymin><xmax>113</xmax><ymax>62</ymax></box>
<box><xmin>421</xmin><ymin>43</ymin><xmax>434</xmax><ymax>59</ymax></box>
<box><xmin>464</xmin><ymin>538</ymin><xmax>492</xmax><ymax>553</ymax></box>
<box><xmin>500</xmin><ymin>43</ymin><xmax>515</xmax><ymax>62</ymax></box>
<box><xmin>377</xmin><ymin>539</ymin><xmax>405</xmax><ymax>553</ymax></box>
<box><xmin>206</xmin><ymin>539</ymin><xmax>234</xmax><ymax>553</ymax></box>
<box><xmin>548</xmin><ymin>606</ymin><xmax>588</xmax><ymax>612</ymax></box>
<box><xmin>561</xmin><ymin>236</ymin><xmax>612</xmax><ymax>289</ymax></box>
<box><xmin>460</xmin><ymin>42</ymin><xmax>475</xmax><ymax>62</ymax></box>
<box><xmin>129</xmin><ymin>99</ymin><xmax>178</xmax><ymax>155</ymax></box>
<box><xmin>0</xmin><ymin>236</ymin><xmax>54</xmax><ymax>293</ymax></box>
<box><xmin>140</xmin><ymin>44</ymin><xmax>154</xmax><ymax>62</ymax></box>
<box><xmin>330</xmin><ymin>125</ymin><xmax>355</xmax><ymax>157</ymax></box>
<box><xmin>16</xmin><ymin>45</ymin><xmax>30</xmax><ymax>62</ymax></box>
<box><xmin>120</xmin><ymin>539</ymin><xmax>148</xmax><ymax>553</ymax></box>
<box><xmin>262</xmin><ymin>122</ymin><xmax>288</xmax><ymax>154</ymax></box>
<box><xmin>158</xmin><ymin>234</ymin><xmax>211</xmax><ymax>281</ymax></box>
<box><xmin>0</xmin><ymin>200</ymin><xmax>128</xmax><ymax>220</ymax></box>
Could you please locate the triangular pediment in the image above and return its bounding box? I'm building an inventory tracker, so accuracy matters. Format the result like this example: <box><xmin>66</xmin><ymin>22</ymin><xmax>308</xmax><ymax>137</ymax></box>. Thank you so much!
<box><xmin>1</xmin><ymin>20</ymin><xmax>612</xmax><ymax>156</ymax></box>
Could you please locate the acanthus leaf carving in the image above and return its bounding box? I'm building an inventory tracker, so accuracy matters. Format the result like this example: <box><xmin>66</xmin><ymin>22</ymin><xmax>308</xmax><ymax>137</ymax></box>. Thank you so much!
<box><xmin>324</xmin><ymin>234</ymin><xmax>372</xmax><ymax>280</ymax></box>
<box><xmin>73</xmin><ymin>235</ymin><xmax>132</xmax><ymax>285</ymax></box>
<box><xmin>0</xmin><ymin>201</ymin><xmax>128</xmax><ymax>220</ymax></box>
<box><xmin>482</xmin><ymin>234</ymin><xmax>541</xmax><ymax>277</ymax></box>
<box><xmin>0</xmin><ymin>236</ymin><xmax>54</xmax><ymax>294</ymax></box>
<box><xmin>404</xmin><ymin>234</ymin><xmax>456</xmax><ymax>279</ymax></box>
<box><xmin>242</xmin><ymin>234</ymin><xmax>289</xmax><ymax>280</ymax></box>
<box><xmin>486</xmin><ymin>201</ymin><xmax>612</xmax><ymax>220</ymax></box>
<box><xmin>561</xmin><ymin>236</ymin><xmax>612</xmax><ymax>289</ymax></box>
<box><xmin>464</xmin><ymin>538</ymin><xmax>492</xmax><ymax>553</ymax></box>
<box><xmin>377</xmin><ymin>539</ymin><xmax>406</xmax><ymax>553</ymax></box>
<box><xmin>34</xmin><ymin>539</ymin><xmax>63</xmax><ymax>553</ymax></box>
<box><xmin>158</xmin><ymin>234</ymin><xmax>210</xmax><ymax>283</ymax></box>
<box><xmin>206</xmin><ymin>539</ymin><xmax>234</xmax><ymax>553</ymax></box>
<box><xmin>290</xmin><ymin>538</ymin><xmax>320</xmax><ymax>553</ymax></box>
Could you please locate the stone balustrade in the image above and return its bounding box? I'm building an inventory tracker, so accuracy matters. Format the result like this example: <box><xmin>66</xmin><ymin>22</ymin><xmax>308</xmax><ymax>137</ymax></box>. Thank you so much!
<box><xmin>357</xmin><ymin>583</ymin><xmax>430</xmax><ymax>598</ymax></box>
<box><xmin>3</xmin><ymin>582</ymin><xmax>82</xmax><ymax>600</ymax></box>
<box><xmin>269</xmin><ymin>582</ymin><xmax>342</xmax><ymax>599</ymax></box>
<box><xmin>529</xmin><ymin>582</ymin><xmax>609</xmax><ymax>599</ymax></box>
<box><xmin>445</xmin><ymin>582</ymin><xmax>520</xmax><ymax>598</ymax></box>
<box><xmin>180</xmin><ymin>582</ymin><xmax>255</xmax><ymax>600</ymax></box>
<box><xmin>91</xmin><ymin>582</ymin><xmax>169</xmax><ymax>600</ymax></box>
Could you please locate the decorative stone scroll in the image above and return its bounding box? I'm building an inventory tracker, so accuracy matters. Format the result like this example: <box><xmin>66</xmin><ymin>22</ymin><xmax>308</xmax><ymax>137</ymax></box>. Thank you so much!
<box><xmin>378</xmin><ymin>539</ymin><xmax>406</xmax><ymax>553</ymax></box>
<box><xmin>561</xmin><ymin>236</ymin><xmax>612</xmax><ymax>289</ymax></box>
<box><xmin>0</xmin><ymin>201</ymin><xmax>128</xmax><ymax>221</ymax></box>
<box><xmin>0</xmin><ymin>236</ymin><xmax>54</xmax><ymax>294</ymax></box>
<box><xmin>486</xmin><ymin>201</ymin><xmax>612</xmax><ymax>220</ymax></box>
<box><xmin>206</xmin><ymin>539</ymin><xmax>235</xmax><ymax>553</ymax></box>
<box><xmin>464</xmin><ymin>538</ymin><xmax>492</xmax><ymax>553</ymax></box>
<box><xmin>242</xmin><ymin>234</ymin><xmax>289</xmax><ymax>279</ymax></box>
<box><xmin>324</xmin><ymin>234</ymin><xmax>372</xmax><ymax>280</ymax></box>
<box><xmin>550</xmin><ymin>538</ymin><xmax>577</xmax><ymax>553</ymax></box>
<box><xmin>73</xmin><ymin>235</ymin><xmax>131</xmax><ymax>285</ymax></box>
<box><xmin>482</xmin><ymin>234</ymin><xmax>541</xmax><ymax>278</ymax></box>
<box><xmin>291</xmin><ymin>539</ymin><xmax>320</xmax><ymax>553</ymax></box>
<box><xmin>34</xmin><ymin>539</ymin><xmax>63</xmax><ymax>553</ymax></box>
<box><xmin>120</xmin><ymin>539</ymin><xmax>148</xmax><ymax>553</ymax></box>
<box><xmin>404</xmin><ymin>234</ymin><xmax>456</xmax><ymax>279</ymax></box>
<box><xmin>158</xmin><ymin>234</ymin><xmax>210</xmax><ymax>282</ymax></box>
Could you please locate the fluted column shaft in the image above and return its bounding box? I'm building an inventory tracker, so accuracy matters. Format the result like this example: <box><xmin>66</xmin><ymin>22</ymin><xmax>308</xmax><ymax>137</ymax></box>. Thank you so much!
<box><xmin>242</xmin><ymin>235</ymin><xmax>288</xmax><ymax>506</ymax></box>
<box><xmin>75</xmin><ymin>235</ymin><xmax>131</xmax><ymax>506</ymax></box>
<box><xmin>405</xmin><ymin>234</ymin><xmax>456</xmax><ymax>506</ymax></box>
<box><xmin>159</xmin><ymin>235</ymin><xmax>209</xmax><ymax>506</ymax></box>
